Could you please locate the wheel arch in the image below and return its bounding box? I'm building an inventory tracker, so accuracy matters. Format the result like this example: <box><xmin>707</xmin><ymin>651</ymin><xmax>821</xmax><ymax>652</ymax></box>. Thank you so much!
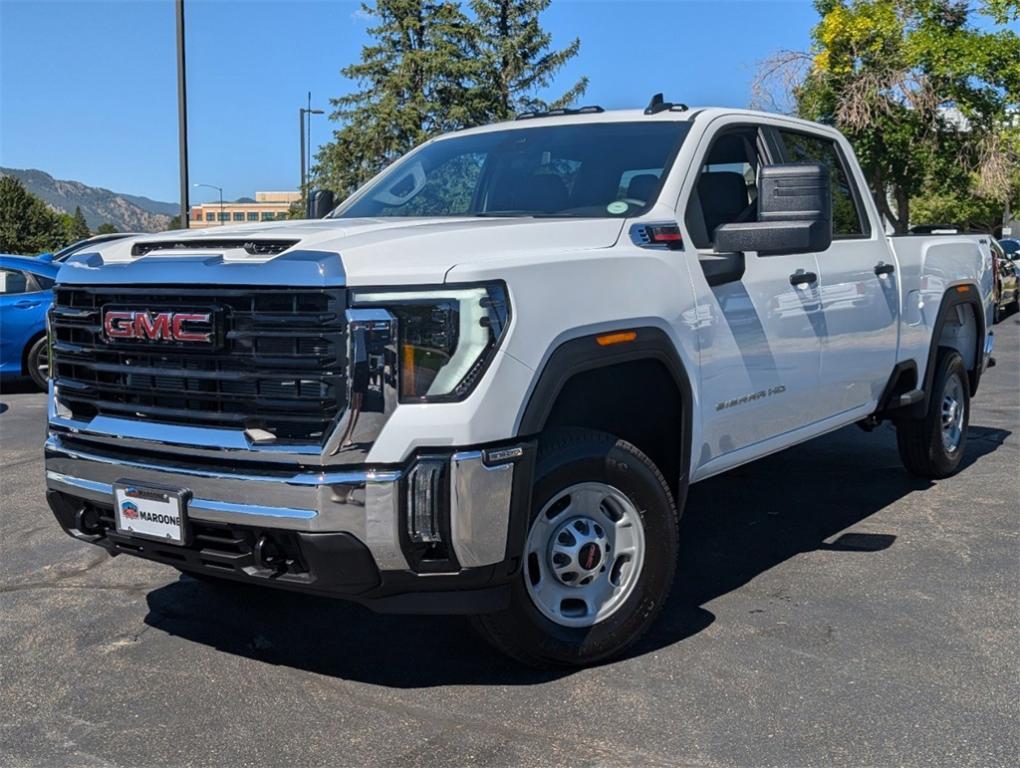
<box><xmin>515</xmin><ymin>327</ymin><xmax>694</xmax><ymax>497</ymax></box>
<box><xmin>911</xmin><ymin>284</ymin><xmax>985</xmax><ymax>418</ymax></box>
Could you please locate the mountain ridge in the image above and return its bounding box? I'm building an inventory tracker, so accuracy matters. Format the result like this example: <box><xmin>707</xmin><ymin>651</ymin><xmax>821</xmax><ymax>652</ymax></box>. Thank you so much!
<box><xmin>0</xmin><ymin>167</ymin><xmax>178</xmax><ymax>233</ymax></box>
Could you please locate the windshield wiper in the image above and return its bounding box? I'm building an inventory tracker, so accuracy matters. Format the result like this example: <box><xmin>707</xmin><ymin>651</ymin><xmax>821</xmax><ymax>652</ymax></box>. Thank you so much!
<box><xmin>472</xmin><ymin>211</ymin><xmax>538</xmax><ymax>218</ymax></box>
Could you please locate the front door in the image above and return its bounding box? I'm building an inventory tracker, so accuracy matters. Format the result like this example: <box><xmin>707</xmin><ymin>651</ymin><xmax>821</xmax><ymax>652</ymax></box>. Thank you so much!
<box><xmin>684</xmin><ymin>122</ymin><xmax>830</xmax><ymax>466</ymax></box>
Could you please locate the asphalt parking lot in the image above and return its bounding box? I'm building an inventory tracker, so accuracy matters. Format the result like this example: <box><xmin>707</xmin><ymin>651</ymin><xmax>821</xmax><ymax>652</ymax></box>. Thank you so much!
<box><xmin>2</xmin><ymin>317</ymin><xmax>1017</xmax><ymax>768</ymax></box>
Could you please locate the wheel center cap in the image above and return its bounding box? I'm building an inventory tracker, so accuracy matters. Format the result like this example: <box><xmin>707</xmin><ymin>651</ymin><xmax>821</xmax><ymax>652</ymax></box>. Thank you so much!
<box><xmin>578</xmin><ymin>542</ymin><xmax>602</xmax><ymax>571</ymax></box>
<box><xmin>548</xmin><ymin>515</ymin><xmax>609</xmax><ymax>587</ymax></box>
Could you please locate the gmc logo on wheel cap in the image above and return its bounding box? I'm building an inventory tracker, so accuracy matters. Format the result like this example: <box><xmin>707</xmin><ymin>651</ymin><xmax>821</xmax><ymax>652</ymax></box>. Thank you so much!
<box><xmin>103</xmin><ymin>309</ymin><xmax>216</xmax><ymax>344</ymax></box>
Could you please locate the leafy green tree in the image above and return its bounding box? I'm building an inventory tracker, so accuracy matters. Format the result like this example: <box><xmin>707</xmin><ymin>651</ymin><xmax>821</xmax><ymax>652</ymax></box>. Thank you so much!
<box><xmin>69</xmin><ymin>206</ymin><xmax>91</xmax><ymax>240</ymax></box>
<box><xmin>0</xmin><ymin>176</ymin><xmax>68</xmax><ymax>254</ymax></box>
<box><xmin>95</xmin><ymin>222</ymin><xmax>118</xmax><ymax>235</ymax></box>
<box><xmin>912</xmin><ymin>188</ymin><xmax>1002</xmax><ymax>232</ymax></box>
<box><xmin>316</xmin><ymin>0</ymin><xmax>479</xmax><ymax>197</ymax></box>
<box><xmin>165</xmin><ymin>215</ymin><xmax>182</xmax><ymax>231</ymax></box>
<box><xmin>468</xmin><ymin>0</ymin><xmax>587</xmax><ymax>120</ymax></box>
<box><xmin>755</xmin><ymin>0</ymin><xmax>1020</xmax><ymax>232</ymax></box>
<box><xmin>315</xmin><ymin>0</ymin><xmax>587</xmax><ymax>198</ymax></box>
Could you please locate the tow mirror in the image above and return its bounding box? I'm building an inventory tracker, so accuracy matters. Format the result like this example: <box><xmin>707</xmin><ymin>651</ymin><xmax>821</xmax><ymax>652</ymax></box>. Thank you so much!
<box><xmin>714</xmin><ymin>163</ymin><xmax>832</xmax><ymax>256</ymax></box>
<box><xmin>306</xmin><ymin>189</ymin><xmax>335</xmax><ymax>219</ymax></box>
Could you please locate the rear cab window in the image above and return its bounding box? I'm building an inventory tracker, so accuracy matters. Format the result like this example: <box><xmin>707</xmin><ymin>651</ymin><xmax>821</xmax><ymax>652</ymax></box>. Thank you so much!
<box><xmin>777</xmin><ymin>129</ymin><xmax>870</xmax><ymax>238</ymax></box>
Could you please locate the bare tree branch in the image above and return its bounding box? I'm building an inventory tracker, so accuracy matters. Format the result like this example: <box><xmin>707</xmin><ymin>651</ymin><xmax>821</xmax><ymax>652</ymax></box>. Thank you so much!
<box><xmin>749</xmin><ymin>50</ymin><xmax>813</xmax><ymax>113</ymax></box>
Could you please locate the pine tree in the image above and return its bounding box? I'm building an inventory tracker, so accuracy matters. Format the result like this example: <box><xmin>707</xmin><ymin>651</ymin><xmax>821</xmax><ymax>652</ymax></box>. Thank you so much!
<box><xmin>469</xmin><ymin>0</ymin><xmax>587</xmax><ymax>120</ymax></box>
<box><xmin>70</xmin><ymin>206</ymin><xmax>91</xmax><ymax>240</ymax></box>
<box><xmin>316</xmin><ymin>0</ymin><xmax>479</xmax><ymax>196</ymax></box>
<box><xmin>0</xmin><ymin>176</ymin><xmax>68</xmax><ymax>254</ymax></box>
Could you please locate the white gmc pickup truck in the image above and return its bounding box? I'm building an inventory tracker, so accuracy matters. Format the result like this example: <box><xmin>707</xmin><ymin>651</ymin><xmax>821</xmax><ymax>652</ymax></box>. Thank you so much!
<box><xmin>46</xmin><ymin>102</ymin><xmax>994</xmax><ymax>666</ymax></box>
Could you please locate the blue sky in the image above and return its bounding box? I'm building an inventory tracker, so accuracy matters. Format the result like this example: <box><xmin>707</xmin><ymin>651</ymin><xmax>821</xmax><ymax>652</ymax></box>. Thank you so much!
<box><xmin>2</xmin><ymin>1</ymin><xmax>846</xmax><ymax>204</ymax></box>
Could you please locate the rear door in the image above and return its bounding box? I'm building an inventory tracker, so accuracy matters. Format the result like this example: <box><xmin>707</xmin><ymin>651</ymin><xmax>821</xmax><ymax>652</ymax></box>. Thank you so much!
<box><xmin>775</xmin><ymin>128</ymin><xmax>898</xmax><ymax>414</ymax></box>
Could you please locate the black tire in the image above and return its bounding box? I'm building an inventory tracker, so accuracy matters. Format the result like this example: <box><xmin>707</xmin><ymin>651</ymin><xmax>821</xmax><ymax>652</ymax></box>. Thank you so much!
<box><xmin>26</xmin><ymin>336</ymin><xmax>49</xmax><ymax>391</ymax></box>
<box><xmin>895</xmin><ymin>349</ymin><xmax>970</xmax><ymax>478</ymax></box>
<box><xmin>472</xmin><ymin>429</ymin><xmax>680</xmax><ymax>667</ymax></box>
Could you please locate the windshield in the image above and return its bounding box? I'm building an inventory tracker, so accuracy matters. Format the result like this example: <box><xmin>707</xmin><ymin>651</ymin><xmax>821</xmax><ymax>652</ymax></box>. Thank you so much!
<box><xmin>333</xmin><ymin>121</ymin><xmax>691</xmax><ymax>219</ymax></box>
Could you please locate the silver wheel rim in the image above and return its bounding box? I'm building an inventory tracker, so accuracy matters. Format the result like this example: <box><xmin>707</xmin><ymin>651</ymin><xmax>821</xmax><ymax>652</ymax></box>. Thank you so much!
<box><xmin>940</xmin><ymin>374</ymin><xmax>965</xmax><ymax>454</ymax></box>
<box><xmin>37</xmin><ymin>344</ymin><xmax>49</xmax><ymax>381</ymax></box>
<box><xmin>524</xmin><ymin>482</ymin><xmax>646</xmax><ymax>628</ymax></box>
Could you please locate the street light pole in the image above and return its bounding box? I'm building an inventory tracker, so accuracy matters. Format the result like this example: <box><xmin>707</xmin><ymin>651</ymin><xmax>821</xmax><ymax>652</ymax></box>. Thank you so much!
<box><xmin>194</xmin><ymin>183</ymin><xmax>224</xmax><ymax>225</ymax></box>
<box><xmin>175</xmin><ymin>0</ymin><xmax>190</xmax><ymax>227</ymax></box>
<box><xmin>299</xmin><ymin>94</ymin><xmax>324</xmax><ymax>199</ymax></box>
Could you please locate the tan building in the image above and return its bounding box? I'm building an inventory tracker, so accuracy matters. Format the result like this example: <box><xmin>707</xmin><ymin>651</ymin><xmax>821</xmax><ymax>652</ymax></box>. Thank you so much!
<box><xmin>189</xmin><ymin>191</ymin><xmax>301</xmax><ymax>228</ymax></box>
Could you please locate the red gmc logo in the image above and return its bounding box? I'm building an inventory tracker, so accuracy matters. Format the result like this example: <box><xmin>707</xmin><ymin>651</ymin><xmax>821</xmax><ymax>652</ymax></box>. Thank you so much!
<box><xmin>103</xmin><ymin>309</ymin><xmax>215</xmax><ymax>344</ymax></box>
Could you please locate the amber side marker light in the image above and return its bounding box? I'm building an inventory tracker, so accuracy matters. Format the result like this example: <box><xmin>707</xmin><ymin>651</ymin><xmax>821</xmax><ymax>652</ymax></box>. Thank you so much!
<box><xmin>955</xmin><ymin>285</ymin><xmax>971</xmax><ymax>293</ymax></box>
<box><xmin>596</xmin><ymin>331</ymin><xmax>638</xmax><ymax>346</ymax></box>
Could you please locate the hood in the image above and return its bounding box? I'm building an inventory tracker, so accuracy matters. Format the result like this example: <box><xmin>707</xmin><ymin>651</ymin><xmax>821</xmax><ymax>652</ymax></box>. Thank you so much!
<box><xmin>62</xmin><ymin>217</ymin><xmax>625</xmax><ymax>286</ymax></box>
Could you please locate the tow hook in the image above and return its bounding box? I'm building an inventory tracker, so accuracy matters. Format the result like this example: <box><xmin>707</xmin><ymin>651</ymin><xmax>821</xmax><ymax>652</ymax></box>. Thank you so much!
<box><xmin>74</xmin><ymin>505</ymin><xmax>102</xmax><ymax>536</ymax></box>
<box><xmin>254</xmin><ymin>535</ymin><xmax>284</xmax><ymax>573</ymax></box>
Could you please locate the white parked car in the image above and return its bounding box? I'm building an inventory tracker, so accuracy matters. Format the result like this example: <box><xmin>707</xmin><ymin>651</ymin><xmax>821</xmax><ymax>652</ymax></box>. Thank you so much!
<box><xmin>45</xmin><ymin>100</ymin><xmax>994</xmax><ymax>666</ymax></box>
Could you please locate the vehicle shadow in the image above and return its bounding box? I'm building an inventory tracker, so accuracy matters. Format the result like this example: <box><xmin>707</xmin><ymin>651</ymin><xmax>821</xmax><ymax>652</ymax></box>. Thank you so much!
<box><xmin>143</xmin><ymin>422</ymin><xmax>1010</xmax><ymax>687</ymax></box>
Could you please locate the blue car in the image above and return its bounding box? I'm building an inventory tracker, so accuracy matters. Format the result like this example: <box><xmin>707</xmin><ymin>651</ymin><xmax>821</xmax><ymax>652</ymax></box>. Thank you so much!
<box><xmin>1</xmin><ymin>255</ymin><xmax>60</xmax><ymax>389</ymax></box>
<box><xmin>37</xmin><ymin>232</ymin><xmax>136</xmax><ymax>263</ymax></box>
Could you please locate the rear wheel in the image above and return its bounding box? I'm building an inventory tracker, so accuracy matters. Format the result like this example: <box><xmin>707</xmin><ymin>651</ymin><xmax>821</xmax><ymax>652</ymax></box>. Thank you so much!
<box><xmin>26</xmin><ymin>336</ymin><xmax>49</xmax><ymax>390</ymax></box>
<box><xmin>896</xmin><ymin>349</ymin><xmax>970</xmax><ymax>478</ymax></box>
<box><xmin>472</xmin><ymin>429</ymin><xmax>680</xmax><ymax>667</ymax></box>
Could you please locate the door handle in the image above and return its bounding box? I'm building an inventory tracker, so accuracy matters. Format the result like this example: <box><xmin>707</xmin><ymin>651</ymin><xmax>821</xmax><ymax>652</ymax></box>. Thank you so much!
<box><xmin>874</xmin><ymin>262</ymin><xmax>895</xmax><ymax>276</ymax></box>
<box><xmin>13</xmin><ymin>300</ymin><xmax>42</xmax><ymax>308</ymax></box>
<box><xmin>789</xmin><ymin>270</ymin><xmax>818</xmax><ymax>287</ymax></box>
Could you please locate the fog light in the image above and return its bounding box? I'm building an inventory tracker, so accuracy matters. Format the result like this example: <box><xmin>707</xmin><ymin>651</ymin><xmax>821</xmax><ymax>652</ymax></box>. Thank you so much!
<box><xmin>406</xmin><ymin>459</ymin><xmax>446</xmax><ymax>543</ymax></box>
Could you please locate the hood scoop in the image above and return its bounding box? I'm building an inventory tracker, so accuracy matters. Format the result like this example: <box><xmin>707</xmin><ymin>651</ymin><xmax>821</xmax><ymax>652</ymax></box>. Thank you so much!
<box><xmin>131</xmin><ymin>239</ymin><xmax>299</xmax><ymax>257</ymax></box>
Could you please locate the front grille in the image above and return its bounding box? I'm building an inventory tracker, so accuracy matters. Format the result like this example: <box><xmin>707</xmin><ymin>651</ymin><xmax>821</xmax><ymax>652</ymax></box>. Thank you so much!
<box><xmin>51</xmin><ymin>285</ymin><xmax>347</xmax><ymax>444</ymax></box>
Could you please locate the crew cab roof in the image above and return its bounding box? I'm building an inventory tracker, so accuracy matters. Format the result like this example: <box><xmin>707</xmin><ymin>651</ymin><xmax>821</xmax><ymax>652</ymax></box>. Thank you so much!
<box><xmin>438</xmin><ymin>107</ymin><xmax>841</xmax><ymax>141</ymax></box>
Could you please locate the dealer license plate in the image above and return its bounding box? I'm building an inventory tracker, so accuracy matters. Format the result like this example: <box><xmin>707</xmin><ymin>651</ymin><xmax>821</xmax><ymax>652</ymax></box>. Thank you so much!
<box><xmin>113</xmin><ymin>483</ymin><xmax>188</xmax><ymax>545</ymax></box>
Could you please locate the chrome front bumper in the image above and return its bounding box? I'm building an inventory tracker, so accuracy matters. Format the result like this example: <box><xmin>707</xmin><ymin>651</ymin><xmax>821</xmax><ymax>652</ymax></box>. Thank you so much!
<box><xmin>45</xmin><ymin>433</ymin><xmax>520</xmax><ymax>572</ymax></box>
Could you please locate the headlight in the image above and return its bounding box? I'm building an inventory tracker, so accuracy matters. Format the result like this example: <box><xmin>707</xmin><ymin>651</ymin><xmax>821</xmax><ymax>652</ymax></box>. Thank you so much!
<box><xmin>351</xmin><ymin>282</ymin><xmax>509</xmax><ymax>403</ymax></box>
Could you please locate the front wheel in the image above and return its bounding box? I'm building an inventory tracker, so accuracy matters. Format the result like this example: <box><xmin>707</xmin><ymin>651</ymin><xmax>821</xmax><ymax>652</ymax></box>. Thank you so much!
<box><xmin>895</xmin><ymin>349</ymin><xmax>970</xmax><ymax>478</ymax></box>
<box><xmin>472</xmin><ymin>429</ymin><xmax>680</xmax><ymax>667</ymax></box>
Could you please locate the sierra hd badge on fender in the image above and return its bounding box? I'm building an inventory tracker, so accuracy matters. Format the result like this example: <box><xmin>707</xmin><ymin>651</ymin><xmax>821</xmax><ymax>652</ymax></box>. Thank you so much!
<box><xmin>102</xmin><ymin>308</ymin><xmax>216</xmax><ymax>344</ymax></box>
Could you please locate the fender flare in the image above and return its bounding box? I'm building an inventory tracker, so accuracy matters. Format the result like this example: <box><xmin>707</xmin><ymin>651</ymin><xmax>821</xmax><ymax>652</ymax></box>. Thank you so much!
<box><xmin>911</xmin><ymin>284</ymin><xmax>985</xmax><ymax>417</ymax></box>
<box><xmin>515</xmin><ymin>326</ymin><xmax>694</xmax><ymax>489</ymax></box>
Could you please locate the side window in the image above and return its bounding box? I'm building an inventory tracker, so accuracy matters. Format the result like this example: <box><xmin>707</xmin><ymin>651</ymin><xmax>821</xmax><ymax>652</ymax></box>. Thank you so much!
<box><xmin>0</xmin><ymin>269</ymin><xmax>29</xmax><ymax>295</ymax></box>
<box><xmin>32</xmin><ymin>274</ymin><xmax>56</xmax><ymax>290</ymax></box>
<box><xmin>685</xmin><ymin>127</ymin><xmax>765</xmax><ymax>248</ymax></box>
<box><xmin>778</xmin><ymin>130</ymin><xmax>867</xmax><ymax>237</ymax></box>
